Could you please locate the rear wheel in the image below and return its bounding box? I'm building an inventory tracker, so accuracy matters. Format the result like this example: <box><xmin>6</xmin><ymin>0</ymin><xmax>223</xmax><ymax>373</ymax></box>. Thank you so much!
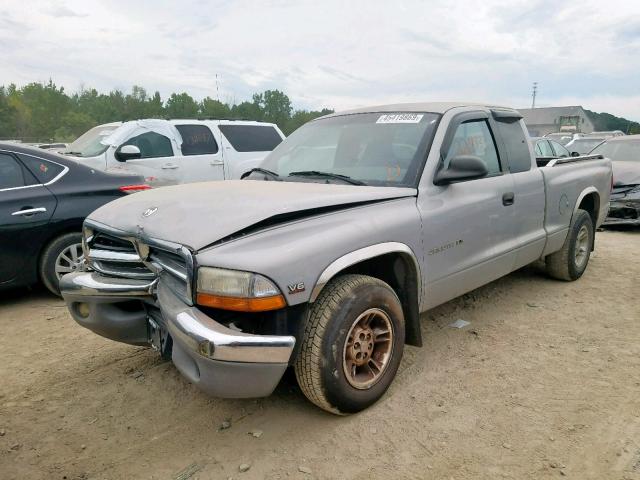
<box><xmin>40</xmin><ymin>232</ymin><xmax>84</xmax><ymax>296</ymax></box>
<box><xmin>294</xmin><ymin>274</ymin><xmax>405</xmax><ymax>414</ymax></box>
<box><xmin>546</xmin><ymin>209</ymin><xmax>594</xmax><ymax>281</ymax></box>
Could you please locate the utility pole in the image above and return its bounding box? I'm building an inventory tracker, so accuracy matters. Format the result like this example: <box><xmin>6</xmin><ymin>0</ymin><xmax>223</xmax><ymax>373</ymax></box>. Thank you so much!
<box><xmin>531</xmin><ymin>82</ymin><xmax>538</xmax><ymax>108</ymax></box>
<box><xmin>215</xmin><ymin>74</ymin><xmax>220</xmax><ymax>102</ymax></box>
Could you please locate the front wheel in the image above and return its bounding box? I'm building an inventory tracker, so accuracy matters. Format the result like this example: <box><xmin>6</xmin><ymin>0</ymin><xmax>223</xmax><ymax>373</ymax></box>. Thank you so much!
<box><xmin>294</xmin><ymin>274</ymin><xmax>405</xmax><ymax>415</ymax></box>
<box><xmin>546</xmin><ymin>208</ymin><xmax>594</xmax><ymax>281</ymax></box>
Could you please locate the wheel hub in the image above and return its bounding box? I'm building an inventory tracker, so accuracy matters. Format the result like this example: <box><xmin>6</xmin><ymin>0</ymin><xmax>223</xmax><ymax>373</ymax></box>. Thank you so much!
<box><xmin>54</xmin><ymin>243</ymin><xmax>85</xmax><ymax>280</ymax></box>
<box><xmin>345</xmin><ymin>326</ymin><xmax>375</xmax><ymax>366</ymax></box>
<box><xmin>342</xmin><ymin>308</ymin><xmax>394</xmax><ymax>390</ymax></box>
<box><xmin>574</xmin><ymin>225</ymin><xmax>590</xmax><ymax>268</ymax></box>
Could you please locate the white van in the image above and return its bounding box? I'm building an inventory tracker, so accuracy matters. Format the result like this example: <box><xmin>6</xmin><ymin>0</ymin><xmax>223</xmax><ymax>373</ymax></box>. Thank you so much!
<box><xmin>63</xmin><ymin>119</ymin><xmax>285</xmax><ymax>186</ymax></box>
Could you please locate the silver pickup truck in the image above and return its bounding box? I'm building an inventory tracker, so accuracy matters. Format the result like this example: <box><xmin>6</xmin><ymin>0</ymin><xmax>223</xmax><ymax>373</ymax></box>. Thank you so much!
<box><xmin>61</xmin><ymin>102</ymin><xmax>612</xmax><ymax>415</ymax></box>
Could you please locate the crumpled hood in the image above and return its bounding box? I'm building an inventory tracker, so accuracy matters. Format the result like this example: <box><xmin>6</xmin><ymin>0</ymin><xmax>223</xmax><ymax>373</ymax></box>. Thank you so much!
<box><xmin>612</xmin><ymin>161</ymin><xmax>640</xmax><ymax>185</ymax></box>
<box><xmin>88</xmin><ymin>180</ymin><xmax>416</xmax><ymax>250</ymax></box>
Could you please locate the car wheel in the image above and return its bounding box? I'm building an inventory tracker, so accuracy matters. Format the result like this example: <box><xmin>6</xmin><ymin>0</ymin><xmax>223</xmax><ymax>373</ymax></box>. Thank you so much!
<box><xmin>40</xmin><ymin>232</ymin><xmax>84</xmax><ymax>296</ymax></box>
<box><xmin>546</xmin><ymin>208</ymin><xmax>594</xmax><ymax>281</ymax></box>
<box><xmin>294</xmin><ymin>274</ymin><xmax>405</xmax><ymax>414</ymax></box>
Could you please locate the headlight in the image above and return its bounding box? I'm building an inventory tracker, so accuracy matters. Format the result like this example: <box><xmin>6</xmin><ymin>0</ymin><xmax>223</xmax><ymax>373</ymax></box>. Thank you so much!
<box><xmin>196</xmin><ymin>267</ymin><xmax>286</xmax><ymax>312</ymax></box>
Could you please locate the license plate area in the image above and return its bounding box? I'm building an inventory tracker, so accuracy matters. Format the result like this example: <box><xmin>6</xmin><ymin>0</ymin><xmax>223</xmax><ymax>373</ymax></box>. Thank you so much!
<box><xmin>148</xmin><ymin>313</ymin><xmax>172</xmax><ymax>359</ymax></box>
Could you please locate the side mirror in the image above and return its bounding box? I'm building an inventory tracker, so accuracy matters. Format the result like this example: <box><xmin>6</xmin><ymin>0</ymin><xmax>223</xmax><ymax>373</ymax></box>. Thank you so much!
<box><xmin>570</xmin><ymin>151</ymin><xmax>580</xmax><ymax>157</ymax></box>
<box><xmin>434</xmin><ymin>155</ymin><xmax>489</xmax><ymax>186</ymax></box>
<box><xmin>115</xmin><ymin>144</ymin><xmax>141</xmax><ymax>162</ymax></box>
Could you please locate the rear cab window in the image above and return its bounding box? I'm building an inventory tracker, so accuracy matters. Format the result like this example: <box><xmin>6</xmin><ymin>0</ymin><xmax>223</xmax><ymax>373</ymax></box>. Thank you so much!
<box><xmin>175</xmin><ymin>125</ymin><xmax>219</xmax><ymax>155</ymax></box>
<box><xmin>219</xmin><ymin>125</ymin><xmax>283</xmax><ymax>152</ymax></box>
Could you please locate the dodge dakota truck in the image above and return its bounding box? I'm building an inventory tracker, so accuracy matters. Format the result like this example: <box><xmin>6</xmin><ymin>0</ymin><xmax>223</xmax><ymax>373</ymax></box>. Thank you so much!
<box><xmin>60</xmin><ymin>102</ymin><xmax>612</xmax><ymax>414</ymax></box>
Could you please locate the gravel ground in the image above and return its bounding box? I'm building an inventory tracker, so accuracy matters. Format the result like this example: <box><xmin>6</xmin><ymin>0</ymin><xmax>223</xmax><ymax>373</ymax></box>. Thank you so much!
<box><xmin>0</xmin><ymin>229</ymin><xmax>639</xmax><ymax>480</ymax></box>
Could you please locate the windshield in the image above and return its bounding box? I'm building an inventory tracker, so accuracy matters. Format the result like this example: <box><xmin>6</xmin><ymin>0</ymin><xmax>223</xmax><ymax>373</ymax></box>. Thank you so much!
<box><xmin>591</xmin><ymin>140</ymin><xmax>640</xmax><ymax>162</ymax></box>
<box><xmin>568</xmin><ymin>138</ymin><xmax>604</xmax><ymax>154</ymax></box>
<box><xmin>257</xmin><ymin>112</ymin><xmax>440</xmax><ymax>187</ymax></box>
<box><xmin>65</xmin><ymin>124</ymin><xmax>120</xmax><ymax>158</ymax></box>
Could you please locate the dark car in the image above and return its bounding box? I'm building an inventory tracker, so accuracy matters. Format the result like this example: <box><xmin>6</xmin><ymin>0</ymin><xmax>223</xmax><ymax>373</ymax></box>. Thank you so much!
<box><xmin>590</xmin><ymin>135</ymin><xmax>640</xmax><ymax>225</ymax></box>
<box><xmin>0</xmin><ymin>142</ymin><xmax>149</xmax><ymax>295</ymax></box>
<box><xmin>530</xmin><ymin>137</ymin><xmax>570</xmax><ymax>166</ymax></box>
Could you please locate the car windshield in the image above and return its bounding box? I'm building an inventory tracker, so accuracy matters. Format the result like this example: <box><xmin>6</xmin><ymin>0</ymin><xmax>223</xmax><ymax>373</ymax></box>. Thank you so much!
<box><xmin>591</xmin><ymin>140</ymin><xmax>640</xmax><ymax>162</ymax></box>
<box><xmin>569</xmin><ymin>138</ymin><xmax>604</xmax><ymax>154</ymax></box>
<box><xmin>64</xmin><ymin>124</ymin><xmax>120</xmax><ymax>158</ymax></box>
<box><xmin>257</xmin><ymin>112</ymin><xmax>440</xmax><ymax>187</ymax></box>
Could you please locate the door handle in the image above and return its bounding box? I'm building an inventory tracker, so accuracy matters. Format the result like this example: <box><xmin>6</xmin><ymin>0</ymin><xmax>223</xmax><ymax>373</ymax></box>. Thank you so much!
<box><xmin>11</xmin><ymin>207</ymin><xmax>47</xmax><ymax>216</ymax></box>
<box><xmin>161</xmin><ymin>163</ymin><xmax>179</xmax><ymax>170</ymax></box>
<box><xmin>209</xmin><ymin>161</ymin><xmax>223</xmax><ymax>166</ymax></box>
<box><xmin>502</xmin><ymin>192</ymin><xmax>515</xmax><ymax>206</ymax></box>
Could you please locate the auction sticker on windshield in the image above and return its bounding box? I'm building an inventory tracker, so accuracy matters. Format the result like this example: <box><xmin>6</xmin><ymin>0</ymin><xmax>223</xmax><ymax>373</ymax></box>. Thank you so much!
<box><xmin>376</xmin><ymin>113</ymin><xmax>424</xmax><ymax>124</ymax></box>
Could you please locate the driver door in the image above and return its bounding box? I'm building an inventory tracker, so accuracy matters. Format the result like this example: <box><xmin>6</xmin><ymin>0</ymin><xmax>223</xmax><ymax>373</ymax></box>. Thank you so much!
<box><xmin>419</xmin><ymin>113</ymin><xmax>516</xmax><ymax>308</ymax></box>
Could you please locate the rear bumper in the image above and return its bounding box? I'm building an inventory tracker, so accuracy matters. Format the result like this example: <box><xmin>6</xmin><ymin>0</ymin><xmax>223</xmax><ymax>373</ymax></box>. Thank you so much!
<box><xmin>60</xmin><ymin>271</ymin><xmax>296</xmax><ymax>397</ymax></box>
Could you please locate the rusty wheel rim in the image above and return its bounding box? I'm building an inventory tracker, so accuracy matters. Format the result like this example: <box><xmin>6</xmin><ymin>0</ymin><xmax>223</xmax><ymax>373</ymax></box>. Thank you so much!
<box><xmin>342</xmin><ymin>308</ymin><xmax>394</xmax><ymax>390</ymax></box>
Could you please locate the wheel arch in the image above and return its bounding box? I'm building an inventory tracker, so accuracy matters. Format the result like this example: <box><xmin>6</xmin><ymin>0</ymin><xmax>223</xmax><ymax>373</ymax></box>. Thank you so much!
<box><xmin>309</xmin><ymin>243</ymin><xmax>423</xmax><ymax>347</ymax></box>
<box><xmin>574</xmin><ymin>187</ymin><xmax>600</xmax><ymax>245</ymax></box>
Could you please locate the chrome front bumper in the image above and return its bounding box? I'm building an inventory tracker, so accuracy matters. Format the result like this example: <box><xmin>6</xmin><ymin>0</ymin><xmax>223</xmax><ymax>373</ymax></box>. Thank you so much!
<box><xmin>61</xmin><ymin>271</ymin><xmax>296</xmax><ymax>397</ymax></box>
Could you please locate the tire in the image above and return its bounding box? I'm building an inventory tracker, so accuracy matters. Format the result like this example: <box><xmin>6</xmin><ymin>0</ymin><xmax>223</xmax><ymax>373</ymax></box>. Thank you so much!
<box><xmin>294</xmin><ymin>274</ymin><xmax>405</xmax><ymax>415</ymax></box>
<box><xmin>40</xmin><ymin>232</ymin><xmax>84</xmax><ymax>296</ymax></box>
<box><xmin>546</xmin><ymin>209</ymin><xmax>594</xmax><ymax>281</ymax></box>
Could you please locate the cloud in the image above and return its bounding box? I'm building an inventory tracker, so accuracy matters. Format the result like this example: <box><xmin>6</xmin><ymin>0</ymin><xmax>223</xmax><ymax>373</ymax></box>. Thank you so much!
<box><xmin>0</xmin><ymin>0</ymin><xmax>639</xmax><ymax>121</ymax></box>
<box><xmin>47</xmin><ymin>5</ymin><xmax>87</xmax><ymax>18</ymax></box>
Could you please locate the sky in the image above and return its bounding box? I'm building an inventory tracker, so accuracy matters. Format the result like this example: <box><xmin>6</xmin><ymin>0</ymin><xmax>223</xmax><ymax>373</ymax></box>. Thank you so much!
<box><xmin>1</xmin><ymin>0</ymin><xmax>639</xmax><ymax>120</ymax></box>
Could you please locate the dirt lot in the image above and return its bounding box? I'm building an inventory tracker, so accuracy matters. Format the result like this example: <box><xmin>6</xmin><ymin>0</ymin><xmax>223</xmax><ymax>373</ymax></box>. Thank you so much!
<box><xmin>1</xmin><ymin>230</ymin><xmax>639</xmax><ymax>480</ymax></box>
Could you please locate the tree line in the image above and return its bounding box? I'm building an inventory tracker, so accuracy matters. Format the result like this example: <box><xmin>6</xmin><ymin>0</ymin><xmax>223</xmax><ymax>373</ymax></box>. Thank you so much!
<box><xmin>585</xmin><ymin>109</ymin><xmax>640</xmax><ymax>135</ymax></box>
<box><xmin>1</xmin><ymin>80</ymin><xmax>638</xmax><ymax>143</ymax></box>
<box><xmin>0</xmin><ymin>80</ymin><xmax>334</xmax><ymax>143</ymax></box>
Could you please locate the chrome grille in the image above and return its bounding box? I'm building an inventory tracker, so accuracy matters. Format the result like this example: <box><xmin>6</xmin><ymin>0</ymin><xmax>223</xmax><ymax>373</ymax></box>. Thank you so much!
<box><xmin>89</xmin><ymin>232</ymin><xmax>155</xmax><ymax>280</ymax></box>
<box><xmin>84</xmin><ymin>223</ymin><xmax>193</xmax><ymax>304</ymax></box>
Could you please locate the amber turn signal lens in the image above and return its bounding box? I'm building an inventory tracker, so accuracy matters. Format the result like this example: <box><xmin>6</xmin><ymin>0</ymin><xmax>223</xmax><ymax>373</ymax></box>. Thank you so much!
<box><xmin>196</xmin><ymin>293</ymin><xmax>286</xmax><ymax>312</ymax></box>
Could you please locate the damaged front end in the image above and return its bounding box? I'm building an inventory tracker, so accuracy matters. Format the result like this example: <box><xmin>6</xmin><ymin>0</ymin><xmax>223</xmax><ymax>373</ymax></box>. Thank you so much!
<box><xmin>604</xmin><ymin>184</ymin><xmax>640</xmax><ymax>226</ymax></box>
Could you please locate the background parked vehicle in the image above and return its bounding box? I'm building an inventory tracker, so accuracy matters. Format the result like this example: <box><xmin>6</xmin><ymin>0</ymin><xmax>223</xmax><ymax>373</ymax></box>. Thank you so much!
<box><xmin>584</xmin><ymin>130</ymin><xmax>625</xmax><ymax>138</ymax></box>
<box><xmin>565</xmin><ymin>136</ymin><xmax>607</xmax><ymax>156</ymax></box>
<box><xmin>531</xmin><ymin>137</ymin><xmax>571</xmax><ymax>165</ymax></box>
<box><xmin>590</xmin><ymin>135</ymin><xmax>640</xmax><ymax>225</ymax></box>
<box><xmin>62</xmin><ymin>119</ymin><xmax>285</xmax><ymax>186</ymax></box>
<box><xmin>0</xmin><ymin>142</ymin><xmax>149</xmax><ymax>295</ymax></box>
<box><xmin>544</xmin><ymin>132</ymin><xmax>578</xmax><ymax>146</ymax></box>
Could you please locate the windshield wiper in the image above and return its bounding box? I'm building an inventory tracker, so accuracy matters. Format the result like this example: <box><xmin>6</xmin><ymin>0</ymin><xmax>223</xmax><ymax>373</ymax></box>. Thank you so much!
<box><xmin>242</xmin><ymin>167</ymin><xmax>281</xmax><ymax>181</ymax></box>
<box><xmin>288</xmin><ymin>170</ymin><xmax>367</xmax><ymax>186</ymax></box>
<box><xmin>64</xmin><ymin>151</ymin><xmax>82</xmax><ymax>156</ymax></box>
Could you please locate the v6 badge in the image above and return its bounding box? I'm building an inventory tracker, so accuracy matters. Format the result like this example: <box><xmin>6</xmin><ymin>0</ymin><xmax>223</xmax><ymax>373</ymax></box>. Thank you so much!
<box><xmin>287</xmin><ymin>282</ymin><xmax>306</xmax><ymax>294</ymax></box>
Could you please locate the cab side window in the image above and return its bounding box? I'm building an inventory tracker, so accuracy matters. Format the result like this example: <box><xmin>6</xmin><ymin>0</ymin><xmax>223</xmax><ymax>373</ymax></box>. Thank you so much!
<box><xmin>445</xmin><ymin>120</ymin><xmax>501</xmax><ymax>175</ymax></box>
<box><xmin>122</xmin><ymin>131</ymin><xmax>173</xmax><ymax>158</ymax></box>
<box><xmin>494</xmin><ymin>119</ymin><xmax>531</xmax><ymax>172</ymax></box>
